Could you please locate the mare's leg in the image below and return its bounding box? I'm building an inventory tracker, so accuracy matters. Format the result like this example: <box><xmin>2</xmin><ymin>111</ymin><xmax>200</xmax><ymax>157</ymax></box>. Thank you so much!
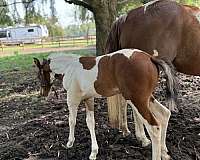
<box><xmin>66</xmin><ymin>93</ymin><xmax>81</xmax><ymax>148</ymax></box>
<box><xmin>132</xmin><ymin>109</ymin><xmax>151</xmax><ymax>147</ymax></box>
<box><xmin>128</xmin><ymin>100</ymin><xmax>162</xmax><ymax>160</ymax></box>
<box><xmin>85</xmin><ymin>98</ymin><xmax>98</xmax><ymax>160</ymax></box>
<box><xmin>149</xmin><ymin>98</ymin><xmax>171</xmax><ymax>160</ymax></box>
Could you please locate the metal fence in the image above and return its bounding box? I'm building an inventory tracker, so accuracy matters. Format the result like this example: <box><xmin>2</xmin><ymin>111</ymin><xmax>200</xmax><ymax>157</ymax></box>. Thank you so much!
<box><xmin>0</xmin><ymin>35</ymin><xmax>96</xmax><ymax>52</ymax></box>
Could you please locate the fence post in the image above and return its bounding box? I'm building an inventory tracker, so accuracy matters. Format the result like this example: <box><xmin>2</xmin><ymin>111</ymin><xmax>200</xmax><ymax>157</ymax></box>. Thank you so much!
<box><xmin>58</xmin><ymin>37</ymin><xmax>61</xmax><ymax>47</ymax></box>
<box><xmin>87</xmin><ymin>36</ymin><xmax>89</xmax><ymax>46</ymax></box>
<box><xmin>41</xmin><ymin>38</ymin><xmax>44</xmax><ymax>48</ymax></box>
<box><xmin>72</xmin><ymin>36</ymin><xmax>75</xmax><ymax>47</ymax></box>
<box><xmin>0</xmin><ymin>42</ymin><xmax>3</xmax><ymax>52</ymax></box>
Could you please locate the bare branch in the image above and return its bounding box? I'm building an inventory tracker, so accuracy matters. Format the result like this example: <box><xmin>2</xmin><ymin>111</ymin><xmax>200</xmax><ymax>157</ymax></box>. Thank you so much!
<box><xmin>0</xmin><ymin>0</ymin><xmax>36</xmax><ymax>7</ymax></box>
<box><xmin>64</xmin><ymin>0</ymin><xmax>93</xmax><ymax>12</ymax></box>
<box><xmin>117</xmin><ymin>0</ymin><xmax>135</xmax><ymax>5</ymax></box>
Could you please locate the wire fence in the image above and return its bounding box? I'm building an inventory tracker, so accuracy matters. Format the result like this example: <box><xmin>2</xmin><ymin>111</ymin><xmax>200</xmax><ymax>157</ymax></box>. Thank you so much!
<box><xmin>0</xmin><ymin>35</ymin><xmax>96</xmax><ymax>52</ymax></box>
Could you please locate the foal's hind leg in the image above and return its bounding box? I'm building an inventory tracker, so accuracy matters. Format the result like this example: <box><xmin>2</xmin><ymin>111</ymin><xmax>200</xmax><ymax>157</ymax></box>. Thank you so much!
<box><xmin>85</xmin><ymin>98</ymin><xmax>98</xmax><ymax>160</ymax></box>
<box><xmin>66</xmin><ymin>94</ymin><xmax>81</xmax><ymax>148</ymax></box>
<box><xmin>128</xmin><ymin>100</ymin><xmax>162</xmax><ymax>160</ymax></box>
<box><xmin>132</xmin><ymin>109</ymin><xmax>151</xmax><ymax>147</ymax></box>
<box><xmin>149</xmin><ymin>98</ymin><xmax>171</xmax><ymax>160</ymax></box>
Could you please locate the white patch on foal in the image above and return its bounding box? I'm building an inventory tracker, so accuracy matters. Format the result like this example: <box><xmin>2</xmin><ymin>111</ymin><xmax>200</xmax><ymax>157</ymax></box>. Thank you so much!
<box><xmin>143</xmin><ymin>0</ymin><xmax>160</xmax><ymax>13</ymax></box>
<box><xmin>106</xmin><ymin>48</ymin><xmax>143</xmax><ymax>58</ymax></box>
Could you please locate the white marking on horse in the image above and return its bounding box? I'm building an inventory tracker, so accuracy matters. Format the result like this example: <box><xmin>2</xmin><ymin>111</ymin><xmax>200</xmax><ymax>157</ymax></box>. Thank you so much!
<box><xmin>153</xmin><ymin>49</ymin><xmax>159</xmax><ymax>57</ymax></box>
<box><xmin>194</xmin><ymin>12</ymin><xmax>200</xmax><ymax>23</ymax></box>
<box><xmin>118</xmin><ymin>14</ymin><xmax>127</xmax><ymax>23</ymax></box>
<box><xmin>144</xmin><ymin>0</ymin><xmax>160</xmax><ymax>13</ymax></box>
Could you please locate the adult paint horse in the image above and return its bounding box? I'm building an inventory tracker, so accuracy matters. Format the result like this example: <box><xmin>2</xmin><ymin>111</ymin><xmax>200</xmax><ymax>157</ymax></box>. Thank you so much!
<box><xmin>106</xmin><ymin>0</ymin><xmax>200</xmax><ymax>140</ymax></box>
<box><xmin>34</xmin><ymin>49</ymin><xmax>177</xmax><ymax>160</ymax></box>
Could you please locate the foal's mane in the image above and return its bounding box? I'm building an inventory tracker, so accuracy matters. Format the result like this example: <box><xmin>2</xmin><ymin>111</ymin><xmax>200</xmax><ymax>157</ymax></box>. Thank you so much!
<box><xmin>48</xmin><ymin>52</ymin><xmax>80</xmax><ymax>61</ymax></box>
<box><xmin>48</xmin><ymin>52</ymin><xmax>80</xmax><ymax>74</ymax></box>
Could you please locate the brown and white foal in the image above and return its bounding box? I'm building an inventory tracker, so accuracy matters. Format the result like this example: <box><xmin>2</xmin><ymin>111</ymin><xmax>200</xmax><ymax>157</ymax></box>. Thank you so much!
<box><xmin>34</xmin><ymin>49</ymin><xmax>177</xmax><ymax>160</ymax></box>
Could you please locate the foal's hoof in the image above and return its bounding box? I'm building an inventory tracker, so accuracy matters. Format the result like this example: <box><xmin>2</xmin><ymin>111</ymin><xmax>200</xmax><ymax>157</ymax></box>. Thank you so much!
<box><xmin>141</xmin><ymin>138</ymin><xmax>151</xmax><ymax>147</ymax></box>
<box><xmin>89</xmin><ymin>150</ymin><xmax>98</xmax><ymax>160</ymax></box>
<box><xmin>67</xmin><ymin>139</ymin><xmax>75</xmax><ymax>148</ymax></box>
<box><xmin>123</xmin><ymin>129</ymin><xmax>131</xmax><ymax>137</ymax></box>
<box><xmin>162</xmin><ymin>151</ymin><xmax>171</xmax><ymax>160</ymax></box>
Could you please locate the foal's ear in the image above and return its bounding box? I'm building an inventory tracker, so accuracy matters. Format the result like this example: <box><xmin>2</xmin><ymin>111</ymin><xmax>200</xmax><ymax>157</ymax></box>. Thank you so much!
<box><xmin>43</xmin><ymin>58</ymin><xmax>51</xmax><ymax>65</ymax></box>
<box><xmin>47</xmin><ymin>59</ymin><xmax>51</xmax><ymax>64</ymax></box>
<box><xmin>33</xmin><ymin>58</ymin><xmax>41</xmax><ymax>68</ymax></box>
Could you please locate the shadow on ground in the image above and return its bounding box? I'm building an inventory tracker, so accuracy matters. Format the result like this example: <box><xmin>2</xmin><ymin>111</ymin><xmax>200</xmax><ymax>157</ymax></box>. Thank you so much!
<box><xmin>0</xmin><ymin>67</ymin><xmax>199</xmax><ymax>160</ymax></box>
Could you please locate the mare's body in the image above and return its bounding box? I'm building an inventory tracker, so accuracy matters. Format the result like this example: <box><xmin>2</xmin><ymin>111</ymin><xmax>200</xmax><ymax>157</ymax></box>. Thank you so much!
<box><xmin>106</xmin><ymin>0</ymin><xmax>200</xmax><ymax>139</ymax></box>
<box><xmin>106</xmin><ymin>0</ymin><xmax>200</xmax><ymax>75</ymax></box>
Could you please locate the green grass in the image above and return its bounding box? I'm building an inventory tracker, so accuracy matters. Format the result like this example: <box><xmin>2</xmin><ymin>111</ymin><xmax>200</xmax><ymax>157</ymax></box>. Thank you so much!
<box><xmin>0</xmin><ymin>49</ymin><xmax>95</xmax><ymax>72</ymax></box>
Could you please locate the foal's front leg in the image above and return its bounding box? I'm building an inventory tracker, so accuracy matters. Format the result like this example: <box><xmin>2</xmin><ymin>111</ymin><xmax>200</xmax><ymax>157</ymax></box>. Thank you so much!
<box><xmin>85</xmin><ymin>98</ymin><xmax>98</xmax><ymax>160</ymax></box>
<box><xmin>66</xmin><ymin>95</ymin><xmax>81</xmax><ymax>148</ymax></box>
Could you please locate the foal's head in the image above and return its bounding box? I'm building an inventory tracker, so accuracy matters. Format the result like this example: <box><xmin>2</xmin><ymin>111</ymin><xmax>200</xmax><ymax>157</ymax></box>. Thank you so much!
<box><xmin>33</xmin><ymin>58</ymin><xmax>52</xmax><ymax>97</ymax></box>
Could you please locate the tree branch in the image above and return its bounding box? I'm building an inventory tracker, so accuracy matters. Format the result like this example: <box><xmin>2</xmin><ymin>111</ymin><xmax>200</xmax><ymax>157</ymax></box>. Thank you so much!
<box><xmin>117</xmin><ymin>0</ymin><xmax>136</xmax><ymax>5</ymax></box>
<box><xmin>0</xmin><ymin>0</ymin><xmax>36</xmax><ymax>7</ymax></box>
<box><xmin>64</xmin><ymin>0</ymin><xmax>93</xmax><ymax>12</ymax></box>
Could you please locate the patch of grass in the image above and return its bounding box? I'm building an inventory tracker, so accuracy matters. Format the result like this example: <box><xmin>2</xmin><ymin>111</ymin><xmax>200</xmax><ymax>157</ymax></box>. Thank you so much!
<box><xmin>0</xmin><ymin>49</ymin><xmax>95</xmax><ymax>72</ymax></box>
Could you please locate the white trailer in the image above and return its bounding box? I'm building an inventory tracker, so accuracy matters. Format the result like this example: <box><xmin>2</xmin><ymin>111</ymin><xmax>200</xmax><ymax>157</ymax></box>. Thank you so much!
<box><xmin>0</xmin><ymin>25</ymin><xmax>48</xmax><ymax>44</ymax></box>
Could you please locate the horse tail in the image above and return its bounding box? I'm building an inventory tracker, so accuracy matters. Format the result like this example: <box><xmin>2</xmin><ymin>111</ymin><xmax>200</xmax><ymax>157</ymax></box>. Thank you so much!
<box><xmin>151</xmin><ymin>57</ymin><xmax>179</xmax><ymax>112</ymax></box>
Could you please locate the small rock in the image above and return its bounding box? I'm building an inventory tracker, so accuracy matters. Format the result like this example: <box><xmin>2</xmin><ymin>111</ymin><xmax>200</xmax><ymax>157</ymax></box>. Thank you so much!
<box><xmin>55</xmin><ymin>120</ymin><xmax>66</xmax><ymax>127</ymax></box>
<box><xmin>194</xmin><ymin>117</ymin><xmax>200</xmax><ymax>122</ymax></box>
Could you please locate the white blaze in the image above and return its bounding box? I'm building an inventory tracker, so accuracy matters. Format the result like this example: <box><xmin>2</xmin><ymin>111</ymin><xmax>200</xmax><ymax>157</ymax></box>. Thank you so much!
<box><xmin>143</xmin><ymin>0</ymin><xmax>160</xmax><ymax>13</ymax></box>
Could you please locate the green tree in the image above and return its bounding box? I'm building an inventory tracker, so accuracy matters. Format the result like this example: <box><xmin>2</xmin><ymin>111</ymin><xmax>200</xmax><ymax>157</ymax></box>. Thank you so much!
<box><xmin>178</xmin><ymin>0</ymin><xmax>200</xmax><ymax>6</ymax></box>
<box><xmin>46</xmin><ymin>23</ymin><xmax>65</xmax><ymax>37</ymax></box>
<box><xmin>65</xmin><ymin>0</ymin><xmax>151</xmax><ymax>56</ymax></box>
<box><xmin>0</xmin><ymin>0</ymin><xmax>13</xmax><ymax>26</ymax></box>
<box><xmin>64</xmin><ymin>0</ymin><xmax>118</xmax><ymax>56</ymax></box>
<box><xmin>117</xmin><ymin>0</ymin><xmax>142</xmax><ymax>16</ymax></box>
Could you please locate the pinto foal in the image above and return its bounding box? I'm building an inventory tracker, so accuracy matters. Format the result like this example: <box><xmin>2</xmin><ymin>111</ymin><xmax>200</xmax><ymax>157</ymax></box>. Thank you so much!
<box><xmin>34</xmin><ymin>49</ymin><xmax>177</xmax><ymax>160</ymax></box>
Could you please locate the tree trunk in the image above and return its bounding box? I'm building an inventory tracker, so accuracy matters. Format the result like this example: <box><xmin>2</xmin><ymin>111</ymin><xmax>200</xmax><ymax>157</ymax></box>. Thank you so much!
<box><xmin>93</xmin><ymin>1</ymin><xmax>117</xmax><ymax>56</ymax></box>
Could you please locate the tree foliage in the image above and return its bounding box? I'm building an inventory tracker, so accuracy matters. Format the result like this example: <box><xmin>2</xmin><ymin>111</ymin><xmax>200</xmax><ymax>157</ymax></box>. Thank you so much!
<box><xmin>65</xmin><ymin>22</ymin><xmax>95</xmax><ymax>37</ymax></box>
<box><xmin>0</xmin><ymin>0</ymin><xmax>13</xmax><ymax>26</ymax></box>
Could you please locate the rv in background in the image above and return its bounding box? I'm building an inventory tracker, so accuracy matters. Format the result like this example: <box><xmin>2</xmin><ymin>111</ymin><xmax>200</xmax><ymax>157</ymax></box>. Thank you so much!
<box><xmin>0</xmin><ymin>25</ymin><xmax>49</xmax><ymax>44</ymax></box>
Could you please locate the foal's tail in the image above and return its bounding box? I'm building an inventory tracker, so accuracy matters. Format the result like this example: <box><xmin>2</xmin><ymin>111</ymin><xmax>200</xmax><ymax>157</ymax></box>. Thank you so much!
<box><xmin>151</xmin><ymin>57</ymin><xmax>179</xmax><ymax>112</ymax></box>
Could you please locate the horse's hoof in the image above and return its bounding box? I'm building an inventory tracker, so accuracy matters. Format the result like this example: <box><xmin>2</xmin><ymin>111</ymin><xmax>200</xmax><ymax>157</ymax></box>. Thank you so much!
<box><xmin>89</xmin><ymin>153</ymin><xmax>97</xmax><ymax>160</ymax></box>
<box><xmin>67</xmin><ymin>139</ymin><xmax>75</xmax><ymax>148</ymax></box>
<box><xmin>123</xmin><ymin>130</ymin><xmax>131</xmax><ymax>137</ymax></box>
<box><xmin>89</xmin><ymin>150</ymin><xmax>98</xmax><ymax>160</ymax></box>
<box><xmin>141</xmin><ymin>138</ymin><xmax>151</xmax><ymax>147</ymax></box>
<box><xmin>162</xmin><ymin>151</ymin><xmax>171</xmax><ymax>160</ymax></box>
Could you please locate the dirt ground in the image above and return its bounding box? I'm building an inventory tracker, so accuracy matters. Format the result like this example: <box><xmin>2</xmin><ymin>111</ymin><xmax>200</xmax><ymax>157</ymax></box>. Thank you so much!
<box><xmin>0</xmin><ymin>66</ymin><xmax>200</xmax><ymax>160</ymax></box>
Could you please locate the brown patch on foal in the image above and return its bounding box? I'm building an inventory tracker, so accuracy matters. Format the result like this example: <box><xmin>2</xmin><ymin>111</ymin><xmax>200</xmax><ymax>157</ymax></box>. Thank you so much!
<box><xmin>94</xmin><ymin>55</ymin><xmax>119</xmax><ymax>97</ymax></box>
<box><xmin>79</xmin><ymin>57</ymin><xmax>96</xmax><ymax>70</ymax></box>
<box><xmin>95</xmin><ymin>52</ymin><xmax>159</xmax><ymax>126</ymax></box>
